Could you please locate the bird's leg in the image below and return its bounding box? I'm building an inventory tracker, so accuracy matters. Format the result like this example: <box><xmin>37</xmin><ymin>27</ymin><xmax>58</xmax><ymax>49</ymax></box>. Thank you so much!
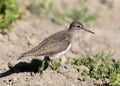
<box><xmin>50</xmin><ymin>55</ymin><xmax>61</xmax><ymax>65</ymax></box>
<box><xmin>43</xmin><ymin>56</ymin><xmax>51</xmax><ymax>70</ymax></box>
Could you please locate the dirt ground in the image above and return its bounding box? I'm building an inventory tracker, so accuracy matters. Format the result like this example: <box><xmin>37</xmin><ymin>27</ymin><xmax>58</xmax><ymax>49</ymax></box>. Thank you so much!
<box><xmin>0</xmin><ymin>0</ymin><xmax>120</xmax><ymax>86</ymax></box>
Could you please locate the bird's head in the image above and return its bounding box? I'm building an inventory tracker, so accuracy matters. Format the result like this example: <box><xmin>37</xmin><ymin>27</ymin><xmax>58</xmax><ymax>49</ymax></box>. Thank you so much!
<box><xmin>68</xmin><ymin>21</ymin><xmax>95</xmax><ymax>34</ymax></box>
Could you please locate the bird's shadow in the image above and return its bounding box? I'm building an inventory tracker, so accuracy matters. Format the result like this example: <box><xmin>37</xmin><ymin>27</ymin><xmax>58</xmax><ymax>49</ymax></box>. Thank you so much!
<box><xmin>0</xmin><ymin>57</ymin><xmax>50</xmax><ymax>78</ymax></box>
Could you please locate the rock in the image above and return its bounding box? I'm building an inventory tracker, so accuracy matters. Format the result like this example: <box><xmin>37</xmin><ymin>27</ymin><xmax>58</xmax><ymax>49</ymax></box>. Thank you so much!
<box><xmin>61</xmin><ymin>56</ymin><xmax>67</xmax><ymax>64</ymax></box>
<box><xmin>0</xmin><ymin>34</ymin><xmax>4</xmax><ymax>42</ymax></box>
<box><xmin>8</xmin><ymin>33</ymin><xmax>18</xmax><ymax>41</ymax></box>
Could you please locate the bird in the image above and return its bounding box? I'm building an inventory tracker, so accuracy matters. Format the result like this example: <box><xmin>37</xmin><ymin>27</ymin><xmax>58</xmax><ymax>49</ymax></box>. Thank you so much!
<box><xmin>18</xmin><ymin>21</ymin><xmax>94</xmax><ymax>60</ymax></box>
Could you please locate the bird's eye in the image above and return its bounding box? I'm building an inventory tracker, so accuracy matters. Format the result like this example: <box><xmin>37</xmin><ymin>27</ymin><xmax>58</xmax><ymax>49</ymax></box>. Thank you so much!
<box><xmin>77</xmin><ymin>25</ymin><xmax>80</xmax><ymax>28</ymax></box>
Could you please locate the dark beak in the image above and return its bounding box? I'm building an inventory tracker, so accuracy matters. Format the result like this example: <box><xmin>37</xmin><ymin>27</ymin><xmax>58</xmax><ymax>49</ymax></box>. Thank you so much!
<box><xmin>82</xmin><ymin>27</ymin><xmax>95</xmax><ymax>34</ymax></box>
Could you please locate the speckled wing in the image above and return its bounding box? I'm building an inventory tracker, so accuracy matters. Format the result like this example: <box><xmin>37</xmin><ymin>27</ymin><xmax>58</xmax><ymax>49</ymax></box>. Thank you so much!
<box><xmin>19</xmin><ymin>30</ymin><xmax>70</xmax><ymax>58</ymax></box>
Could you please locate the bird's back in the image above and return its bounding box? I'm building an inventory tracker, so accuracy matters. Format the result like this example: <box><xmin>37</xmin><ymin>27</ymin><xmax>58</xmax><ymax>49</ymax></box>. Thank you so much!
<box><xmin>20</xmin><ymin>30</ymin><xmax>71</xmax><ymax>58</ymax></box>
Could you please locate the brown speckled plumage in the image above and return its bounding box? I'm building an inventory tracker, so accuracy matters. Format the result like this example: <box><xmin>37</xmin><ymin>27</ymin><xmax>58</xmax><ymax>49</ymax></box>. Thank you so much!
<box><xmin>21</xmin><ymin>30</ymin><xmax>70</xmax><ymax>57</ymax></box>
<box><xmin>18</xmin><ymin>21</ymin><xmax>94</xmax><ymax>59</ymax></box>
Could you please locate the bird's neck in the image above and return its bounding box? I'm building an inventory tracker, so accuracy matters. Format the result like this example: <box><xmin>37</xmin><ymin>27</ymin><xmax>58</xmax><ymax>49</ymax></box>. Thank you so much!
<box><xmin>67</xmin><ymin>29</ymin><xmax>77</xmax><ymax>42</ymax></box>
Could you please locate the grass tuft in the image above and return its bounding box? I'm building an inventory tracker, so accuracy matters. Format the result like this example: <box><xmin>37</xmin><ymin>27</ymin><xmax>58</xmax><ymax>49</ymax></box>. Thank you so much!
<box><xmin>50</xmin><ymin>60</ymin><xmax>61</xmax><ymax>70</ymax></box>
<box><xmin>29</xmin><ymin>0</ymin><xmax>99</xmax><ymax>25</ymax></box>
<box><xmin>0</xmin><ymin>0</ymin><xmax>23</xmax><ymax>32</ymax></box>
<box><xmin>71</xmin><ymin>51</ymin><xmax>120</xmax><ymax>85</ymax></box>
<box><xmin>38</xmin><ymin>60</ymin><xmax>61</xmax><ymax>72</ymax></box>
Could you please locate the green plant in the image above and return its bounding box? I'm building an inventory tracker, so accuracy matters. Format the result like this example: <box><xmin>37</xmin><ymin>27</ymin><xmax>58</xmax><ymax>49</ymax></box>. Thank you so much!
<box><xmin>38</xmin><ymin>60</ymin><xmax>46</xmax><ymax>72</ymax></box>
<box><xmin>53</xmin><ymin>0</ymin><xmax>98</xmax><ymax>25</ymax></box>
<box><xmin>29</xmin><ymin>0</ymin><xmax>53</xmax><ymax>15</ymax></box>
<box><xmin>52</xmin><ymin>9</ymin><xmax>65</xmax><ymax>25</ymax></box>
<box><xmin>66</xmin><ymin>0</ymin><xmax>98</xmax><ymax>24</ymax></box>
<box><xmin>50</xmin><ymin>60</ymin><xmax>61</xmax><ymax>70</ymax></box>
<box><xmin>38</xmin><ymin>60</ymin><xmax>61</xmax><ymax>72</ymax></box>
<box><xmin>71</xmin><ymin>51</ymin><xmax>120</xmax><ymax>85</ymax></box>
<box><xmin>0</xmin><ymin>0</ymin><xmax>23</xmax><ymax>32</ymax></box>
<box><xmin>27</xmin><ymin>84</ymin><xmax>31</xmax><ymax>86</ymax></box>
<box><xmin>29</xmin><ymin>0</ymin><xmax>99</xmax><ymax>25</ymax></box>
<box><xmin>29</xmin><ymin>0</ymin><xmax>53</xmax><ymax>23</ymax></box>
<box><xmin>100</xmin><ymin>0</ymin><xmax>110</xmax><ymax>4</ymax></box>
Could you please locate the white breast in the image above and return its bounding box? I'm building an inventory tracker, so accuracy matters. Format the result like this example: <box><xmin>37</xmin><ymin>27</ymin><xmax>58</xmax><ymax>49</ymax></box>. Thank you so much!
<box><xmin>54</xmin><ymin>44</ymin><xmax>71</xmax><ymax>58</ymax></box>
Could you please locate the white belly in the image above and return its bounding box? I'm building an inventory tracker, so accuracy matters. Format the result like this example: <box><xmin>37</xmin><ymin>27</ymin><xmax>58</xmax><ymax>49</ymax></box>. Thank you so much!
<box><xmin>54</xmin><ymin>44</ymin><xmax>71</xmax><ymax>58</ymax></box>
